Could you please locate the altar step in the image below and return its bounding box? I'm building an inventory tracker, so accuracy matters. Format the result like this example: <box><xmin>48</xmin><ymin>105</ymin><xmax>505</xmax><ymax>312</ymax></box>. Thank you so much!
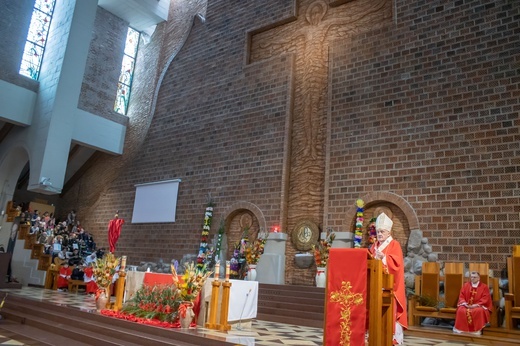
<box><xmin>0</xmin><ymin>294</ymin><xmax>235</xmax><ymax>346</ymax></box>
<box><xmin>257</xmin><ymin>283</ymin><xmax>325</xmax><ymax>328</ymax></box>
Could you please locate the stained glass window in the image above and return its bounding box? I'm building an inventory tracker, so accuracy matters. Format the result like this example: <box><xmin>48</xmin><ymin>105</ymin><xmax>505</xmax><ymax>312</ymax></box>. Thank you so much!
<box><xmin>114</xmin><ymin>27</ymin><xmax>140</xmax><ymax>115</ymax></box>
<box><xmin>19</xmin><ymin>0</ymin><xmax>56</xmax><ymax>80</ymax></box>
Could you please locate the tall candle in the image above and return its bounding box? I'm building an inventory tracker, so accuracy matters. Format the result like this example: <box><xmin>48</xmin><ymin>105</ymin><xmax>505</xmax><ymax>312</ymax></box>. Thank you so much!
<box><xmin>225</xmin><ymin>261</ymin><xmax>230</xmax><ymax>281</ymax></box>
<box><xmin>214</xmin><ymin>262</ymin><xmax>220</xmax><ymax>279</ymax></box>
<box><xmin>121</xmin><ymin>256</ymin><xmax>127</xmax><ymax>271</ymax></box>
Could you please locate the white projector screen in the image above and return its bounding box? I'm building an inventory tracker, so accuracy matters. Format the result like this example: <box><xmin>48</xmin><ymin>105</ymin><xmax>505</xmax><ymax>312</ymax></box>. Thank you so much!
<box><xmin>131</xmin><ymin>179</ymin><xmax>181</xmax><ymax>223</ymax></box>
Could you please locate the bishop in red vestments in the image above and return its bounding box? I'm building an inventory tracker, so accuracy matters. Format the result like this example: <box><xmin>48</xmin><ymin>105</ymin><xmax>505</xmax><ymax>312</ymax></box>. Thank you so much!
<box><xmin>368</xmin><ymin>212</ymin><xmax>408</xmax><ymax>345</ymax></box>
<box><xmin>453</xmin><ymin>271</ymin><xmax>492</xmax><ymax>335</ymax></box>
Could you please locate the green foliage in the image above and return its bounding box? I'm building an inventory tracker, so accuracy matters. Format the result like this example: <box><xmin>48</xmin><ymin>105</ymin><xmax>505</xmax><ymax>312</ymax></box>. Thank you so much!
<box><xmin>412</xmin><ymin>294</ymin><xmax>438</xmax><ymax>307</ymax></box>
<box><xmin>121</xmin><ymin>284</ymin><xmax>182</xmax><ymax>323</ymax></box>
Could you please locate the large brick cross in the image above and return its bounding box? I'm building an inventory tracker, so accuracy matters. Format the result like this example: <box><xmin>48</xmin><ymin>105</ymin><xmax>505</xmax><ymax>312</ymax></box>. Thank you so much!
<box><xmin>248</xmin><ymin>0</ymin><xmax>392</xmax><ymax>224</ymax></box>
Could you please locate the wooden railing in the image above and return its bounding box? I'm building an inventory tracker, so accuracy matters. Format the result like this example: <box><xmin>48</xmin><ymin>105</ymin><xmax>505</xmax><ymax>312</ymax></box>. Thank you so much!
<box><xmin>17</xmin><ymin>223</ymin><xmax>53</xmax><ymax>274</ymax></box>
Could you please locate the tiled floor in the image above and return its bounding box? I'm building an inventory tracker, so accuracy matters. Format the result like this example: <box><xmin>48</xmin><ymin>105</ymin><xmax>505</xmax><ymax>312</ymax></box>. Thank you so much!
<box><xmin>0</xmin><ymin>287</ymin><xmax>490</xmax><ymax>345</ymax></box>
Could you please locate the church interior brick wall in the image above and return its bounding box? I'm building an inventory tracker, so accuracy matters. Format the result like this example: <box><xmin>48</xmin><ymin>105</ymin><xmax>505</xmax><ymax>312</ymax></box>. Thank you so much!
<box><xmin>73</xmin><ymin>0</ymin><xmax>517</xmax><ymax>280</ymax></box>
<box><xmin>5</xmin><ymin>0</ymin><xmax>516</xmax><ymax>283</ymax></box>
<box><xmin>74</xmin><ymin>0</ymin><xmax>297</xmax><ymax>263</ymax></box>
<box><xmin>327</xmin><ymin>0</ymin><xmax>519</xmax><ymax>273</ymax></box>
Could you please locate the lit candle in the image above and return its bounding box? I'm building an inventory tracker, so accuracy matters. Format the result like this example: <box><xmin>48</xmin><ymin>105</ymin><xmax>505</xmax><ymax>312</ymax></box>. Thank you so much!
<box><xmin>121</xmin><ymin>256</ymin><xmax>127</xmax><ymax>271</ymax></box>
<box><xmin>214</xmin><ymin>262</ymin><xmax>220</xmax><ymax>279</ymax></box>
<box><xmin>225</xmin><ymin>261</ymin><xmax>230</xmax><ymax>281</ymax></box>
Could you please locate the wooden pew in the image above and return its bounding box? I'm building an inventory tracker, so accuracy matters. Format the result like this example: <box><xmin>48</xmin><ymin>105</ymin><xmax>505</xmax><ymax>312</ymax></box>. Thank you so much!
<box><xmin>468</xmin><ymin>262</ymin><xmax>500</xmax><ymax>328</ymax></box>
<box><xmin>409</xmin><ymin>262</ymin><xmax>498</xmax><ymax>327</ymax></box>
<box><xmin>68</xmin><ymin>279</ymin><xmax>87</xmax><ymax>293</ymax></box>
<box><xmin>439</xmin><ymin>262</ymin><xmax>464</xmax><ymax>314</ymax></box>
<box><xmin>505</xmin><ymin>245</ymin><xmax>520</xmax><ymax>330</ymax></box>
<box><xmin>408</xmin><ymin>262</ymin><xmax>442</xmax><ymax>326</ymax></box>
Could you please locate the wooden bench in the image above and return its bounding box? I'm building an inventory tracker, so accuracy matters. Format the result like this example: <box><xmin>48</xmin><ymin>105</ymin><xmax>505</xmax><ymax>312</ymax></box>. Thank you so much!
<box><xmin>469</xmin><ymin>262</ymin><xmax>500</xmax><ymax>328</ymax></box>
<box><xmin>409</xmin><ymin>262</ymin><xmax>500</xmax><ymax>328</ymax></box>
<box><xmin>68</xmin><ymin>279</ymin><xmax>87</xmax><ymax>294</ymax></box>
<box><xmin>505</xmin><ymin>245</ymin><xmax>520</xmax><ymax>330</ymax></box>
<box><xmin>409</xmin><ymin>262</ymin><xmax>462</xmax><ymax>326</ymax></box>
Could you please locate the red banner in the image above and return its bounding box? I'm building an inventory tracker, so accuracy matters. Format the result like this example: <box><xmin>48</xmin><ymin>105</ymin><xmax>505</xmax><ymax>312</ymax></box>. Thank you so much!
<box><xmin>324</xmin><ymin>249</ymin><xmax>367</xmax><ymax>346</ymax></box>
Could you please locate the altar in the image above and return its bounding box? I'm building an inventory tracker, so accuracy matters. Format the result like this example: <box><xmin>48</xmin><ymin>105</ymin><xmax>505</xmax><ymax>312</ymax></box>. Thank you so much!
<box><xmin>124</xmin><ymin>271</ymin><xmax>180</xmax><ymax>300</ymax></box>
<box><xmin>197</xmin><ymin>278</ymin><xmax>258</xmax><ymax>327</ymax></box>
<box><xmin>124</xmin><ymin>271</ymin><xmax>258</xmax><ymax>326</ymax></box>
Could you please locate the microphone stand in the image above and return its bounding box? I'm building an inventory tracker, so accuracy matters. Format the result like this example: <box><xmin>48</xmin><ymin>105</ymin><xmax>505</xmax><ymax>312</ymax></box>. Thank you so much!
<box><xmin>236</xmin><ymin>288</ymin><xmax>252</xmax><ymax>330</ymax></box>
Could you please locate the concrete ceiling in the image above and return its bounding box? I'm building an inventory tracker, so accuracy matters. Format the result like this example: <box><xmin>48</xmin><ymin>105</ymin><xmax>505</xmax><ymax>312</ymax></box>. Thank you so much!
<box><xmin>8</xmin><ymin>0</ymin><xmax>171</xmax><ymax>197</ymax></box>
<box><xmin>98</xmin><ymin>0</ymin><xmax>170</xmax><ymax>34</ymax></box>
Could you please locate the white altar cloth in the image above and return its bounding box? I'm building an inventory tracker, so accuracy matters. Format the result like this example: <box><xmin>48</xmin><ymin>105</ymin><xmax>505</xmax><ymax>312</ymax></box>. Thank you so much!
<box><xmin>125</xmin><ymin>272</ymin><xmax>258</xmax><ymax>323</ymax></box>
<box><xmin>202</xmin><ymin>278</ymin><xmax>258</xmax><ymax>322</ymax></box>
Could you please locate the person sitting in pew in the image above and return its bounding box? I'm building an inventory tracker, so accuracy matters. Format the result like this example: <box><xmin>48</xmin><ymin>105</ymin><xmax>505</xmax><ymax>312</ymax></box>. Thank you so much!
<box><xmin>453</xmin><ymin>271</ymin><xmax>492</xmax><ymax>335</ymax></box>
<box><xmin>57</xmin><ymin>262</ymin><xmax>72</xmax><ymax>292</ymax></box>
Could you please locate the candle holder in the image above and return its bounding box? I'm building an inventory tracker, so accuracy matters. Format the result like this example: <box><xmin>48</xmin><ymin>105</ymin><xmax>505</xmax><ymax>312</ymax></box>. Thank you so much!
<box><xmin>205</xmin><ymin>278</ymin><xmax>221</xmax><ymax>329</ymax></box>
<box><xmin>217</xmin><ymin>280</ymin><xmax>232</xmax><ymax>331</ymax></box>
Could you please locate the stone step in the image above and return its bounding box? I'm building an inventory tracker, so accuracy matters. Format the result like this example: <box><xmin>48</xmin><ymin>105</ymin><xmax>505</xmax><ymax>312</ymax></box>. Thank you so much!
<box><xmin>257</xmin><ymin>283</ymin><xmax>325</xmax><ymax>328</ymax></box>
<box><xmin>257</xmin><ymin>304</ymin><xmax>324</xmax><ymax>321</ymax></box>
<box><xmin>1</xmin><ymin>307</ymin><xmax>161</xmax><ymax>346</ymax></box>
<box><xmin>260</xmin><ymin>283</ymin><xmax>325</xmax><ymax>294</ymax></box>
<box><xmin>1</xmin><ymin>294</ymin><xmax>235</xmax><ymax>346</ymax></box>
<box><xmin>256</xmin><ymin>312</ymin><xmax>323</xmax><ymax>328</ymax></box>
<box><xmin>0</xmin><ymin>319</ymin><xmax>92</xmax><ymax>346</ymax></box>
<box><xmin>258</xmin><ymin>299</ymin><xmax>324</xmax><ymax>313</ymax></box>
<box><xmin>257</xmin><ymin>293</ymin><xmax>325</xmax><ymax>306</ymax></box>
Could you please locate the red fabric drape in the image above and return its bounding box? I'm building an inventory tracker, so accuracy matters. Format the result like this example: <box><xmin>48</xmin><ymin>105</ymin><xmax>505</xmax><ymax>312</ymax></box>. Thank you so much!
<box><xmin>324</xmin><ymin>249</ymin><xmax>367</xmax><ymax>346</ymax></box>
<box><xmin>108</xmin><ymin>218</ymin><xmax>125</xmax><ymax>253</ymax></box>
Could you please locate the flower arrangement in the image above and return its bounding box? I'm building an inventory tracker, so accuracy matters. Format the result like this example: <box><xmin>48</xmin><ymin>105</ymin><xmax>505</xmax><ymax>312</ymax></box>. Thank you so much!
<box><xmin>121</xmin><ymin>285</ymin><xmax>181</xmax><ymax>323</ymax></box>
<box><xmin>354</xmin><ymin>199</ymin><xmax>364</xmax><ymax>248</ymax></box>
<box><xmin>245</xmin><ymin>232</ymin><xmax>267</xmax><ymax>265</ymax></box>
<box><xmin>196</xmin><ymin>201</ymin><xmax>214</xmax><ymax>270</ymax></box>
<box><xmin>92</xmin><ymin>252</ymin><xmax>120</xmax><ymax>290</ymax></box>
<box><xmin>311</xmin><ymin>229</ymin><xmax>336</xmax><ymax>267</ymax></box>
<box><xmin>229</xmin><ymin>228</ymin><xmax>249</xmax><ymax>278</ymax></box>
<box><xmin>229</xmin><ymin>248</ymin><xmax>242</xmax><ymax>278</ymax></box>
<box><xmin>178</xmin><ymin>262</ymin><xmax>212</xmax><ymax>302</ymax></box>
<box><xmin>366</xmin><ymin>217</ymin><xmax>377</xmax><ymax>246</ymax></box>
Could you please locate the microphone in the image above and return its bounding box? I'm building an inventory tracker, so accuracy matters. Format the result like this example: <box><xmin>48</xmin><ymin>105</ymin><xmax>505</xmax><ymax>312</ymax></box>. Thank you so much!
<box><xmin>237</xmin><ymin>288</ymin><xmax>253</xmax><ymax>330</ymax></box>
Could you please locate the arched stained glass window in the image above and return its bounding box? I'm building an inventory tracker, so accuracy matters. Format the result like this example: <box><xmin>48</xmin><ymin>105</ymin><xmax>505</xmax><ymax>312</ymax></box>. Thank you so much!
<box><xmin>19</xmin><ymin>0</ymin><xmax>56</xmax><ymax>80</ymax></box>
<box><xmin>114</xmin><ymin>27</ymin><xmax>140</xmax><ymax>115</ymax></box>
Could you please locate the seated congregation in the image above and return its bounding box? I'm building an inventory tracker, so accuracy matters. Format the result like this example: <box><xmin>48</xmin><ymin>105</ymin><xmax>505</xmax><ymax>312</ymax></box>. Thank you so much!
<box><xmin>16</xmin><ymin>205</ymin><xmax>103</xmax><ymax>295</ymax></box>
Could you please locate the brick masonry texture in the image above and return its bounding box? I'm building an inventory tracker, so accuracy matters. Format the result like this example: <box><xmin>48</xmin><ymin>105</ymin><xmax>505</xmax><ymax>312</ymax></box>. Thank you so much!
<box><xmin>75</xmin><ymin>0</ymin><xmax>518</xmax><ymax>281</ymax></box>
<box><xmin>327</xmin><ymin>0</ymin><xmax>520</xmax><ymax>273</ymax></box>
<box><xmin>7</xmin><ymin>0</ymin><xmax>519</xmax><ymax>284</ymax></box>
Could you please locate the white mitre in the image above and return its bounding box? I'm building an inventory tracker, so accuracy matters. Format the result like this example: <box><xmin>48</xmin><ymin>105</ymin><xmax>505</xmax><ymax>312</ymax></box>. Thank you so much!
<box><xmin>375</xmin><ymin>212</ymin><xmax>393</xmax><ymax>231</ymax></box>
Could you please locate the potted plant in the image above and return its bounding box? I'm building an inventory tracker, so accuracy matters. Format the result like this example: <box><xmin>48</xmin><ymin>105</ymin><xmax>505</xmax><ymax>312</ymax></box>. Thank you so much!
<box><xmin>311</xmin><ymin>229</ymin><xmax>335</xmax><ymax>287</ymax></box>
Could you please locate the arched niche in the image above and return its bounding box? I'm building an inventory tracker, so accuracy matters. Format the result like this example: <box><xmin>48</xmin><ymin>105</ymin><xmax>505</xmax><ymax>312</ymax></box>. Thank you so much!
<box><xmin>346</xmin><ymin>192</ymin><xmax>420</xmax><ymax>254</ymax></box>
<box><xmin>221</xmin><ymin>201</ymin><xmax>266</xmax><ymax>260</ymax></box>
